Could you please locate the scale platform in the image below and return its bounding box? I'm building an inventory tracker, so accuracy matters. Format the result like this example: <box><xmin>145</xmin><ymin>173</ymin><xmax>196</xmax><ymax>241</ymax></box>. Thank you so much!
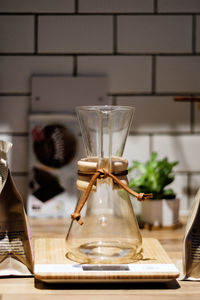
<box><xmin>34</xmin><ymin>238</ymin><xmax>179</xmax><ymax>283</ymax></box>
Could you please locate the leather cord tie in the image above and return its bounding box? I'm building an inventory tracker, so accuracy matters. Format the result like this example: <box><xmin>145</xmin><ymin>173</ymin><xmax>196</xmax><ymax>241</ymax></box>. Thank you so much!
<box><xmin>71</xmin><ymin>168</ymin><xmax>153</xmax><ymax>225</ymax></box>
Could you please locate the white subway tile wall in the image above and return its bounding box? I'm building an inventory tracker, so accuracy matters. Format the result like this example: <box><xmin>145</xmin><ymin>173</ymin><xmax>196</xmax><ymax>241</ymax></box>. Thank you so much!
<box><xmin>0</xmin><ymin>56</ymin><xmax>73</xmax><ymax>93</ymax></box>
<box><xmin>78</xmin><ymin>0</ymin><xmax>154</xmax><ymax>13</ymax></box>
<box><xmin>117</xmin><ymin>96</ymin><xmax>190</xmax><ymax>133</ymax></box>
<box><xmin>0</xmin><ymin>16</ymin><xmax>34</xmax><ymax>53</ymax></box>
<box><xmin>152</xmin><ymin>135</ymin><xmax>200</xmax><ymax>172</ymax></box>
<box><xmin>170</xmin><ymin>174</ymin><xmax>189</xmax><ymax>216</ymax></box>
<box><xmin>158</xmin><ymin>0</ymin><xmax>200</xmax><ymax>13</ymax></box>
<box><xmin>78</xmin><ymin>56</ymin><xmax>152</xmax><ymax>93</ymax></box>
<box><xmin>38</xmin><ymin>16</ymin><xmax>113</xmax><ymax>53</ymax></box>
<box><xmin>0</xmin><ymin>97</ymin><xmax>29</xmax><ymax>133</ymax></box>
<box><xmin>0</xmin><ymin>0</ymin><xmax>200</xmax><ymax>215</ymax></box>
<box><xmin>0</xmin><ymin>0</ymin><xmax>74</xmax><ymax>13</ymax></box>
<box><xmin>156</xmin><ymin>57</ymin><xmax>200</xmax><ymax>93</ymax></box>
<box><xmin>124</xmin><ymin>135</ymin><xmax>150</xmax><ymax>165</ymax></box>
<box><xmin>118</xmin><ymin>16</ymin><xmax>192</xmax><ymax>53</ymax></box>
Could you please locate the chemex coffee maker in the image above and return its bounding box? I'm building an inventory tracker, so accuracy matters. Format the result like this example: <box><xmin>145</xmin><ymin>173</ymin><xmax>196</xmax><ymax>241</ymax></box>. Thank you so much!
<box><xmin>66</xmin><ymin>106</ymin><xmax>152</xmax><ymax>264</ymax></box>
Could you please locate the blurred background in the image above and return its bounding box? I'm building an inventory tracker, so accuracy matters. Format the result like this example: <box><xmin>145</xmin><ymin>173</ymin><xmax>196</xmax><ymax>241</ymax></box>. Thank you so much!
<box><xmin>0</xmin><ymin>0</ymin><xmax>200</xmax><ymax>217</ymax></box>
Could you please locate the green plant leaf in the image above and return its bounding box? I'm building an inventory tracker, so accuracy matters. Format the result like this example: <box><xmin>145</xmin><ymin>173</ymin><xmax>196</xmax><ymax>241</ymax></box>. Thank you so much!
<box><xmin>128</xmin><ymin>152</ymin><xmax>178</xmax><ymax>199</ymax></box>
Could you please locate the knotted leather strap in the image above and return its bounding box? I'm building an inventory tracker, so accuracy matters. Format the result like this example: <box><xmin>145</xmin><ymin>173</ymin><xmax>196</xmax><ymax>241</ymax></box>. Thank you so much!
<box><xmin>71</xmin><ymin>168</ymin><xmax>152</xmax><ymax>225</ymax></box>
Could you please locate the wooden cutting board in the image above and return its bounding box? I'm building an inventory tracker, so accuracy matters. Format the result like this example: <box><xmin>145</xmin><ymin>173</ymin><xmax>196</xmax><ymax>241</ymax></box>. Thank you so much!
<box><xmin>34</xmin><ymin>238</ymin><xmax>180</xmax><ymax>282</ymax></box>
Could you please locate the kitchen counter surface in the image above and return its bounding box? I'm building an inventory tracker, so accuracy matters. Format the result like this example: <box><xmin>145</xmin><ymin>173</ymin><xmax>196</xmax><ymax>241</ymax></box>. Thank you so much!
<box><xmin>0</xmin><ymin>217</ymin><xmax>199</xmax><ymax>300</ymax></box>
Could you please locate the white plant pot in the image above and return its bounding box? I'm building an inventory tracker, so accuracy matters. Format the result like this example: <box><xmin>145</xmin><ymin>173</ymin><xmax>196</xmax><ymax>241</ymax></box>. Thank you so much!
<box><xmin>141</xmin><ymin>198</ymin><xmax>179</xmax><ymax>227</ymax></box>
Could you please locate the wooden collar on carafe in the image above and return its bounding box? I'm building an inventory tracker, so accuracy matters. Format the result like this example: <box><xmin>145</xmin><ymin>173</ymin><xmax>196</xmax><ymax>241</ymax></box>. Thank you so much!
<box><xmin>71</xmin><ymin>157</ymin><xmax>153</xmax><ymax>225</ymax></box>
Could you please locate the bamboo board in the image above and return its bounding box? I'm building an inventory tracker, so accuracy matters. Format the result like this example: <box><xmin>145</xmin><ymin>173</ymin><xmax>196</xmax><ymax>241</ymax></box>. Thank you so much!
<box><xmin>34</xmin><ymin>238</ymin><xmax>180</xmax><ymax>283</ymax></box>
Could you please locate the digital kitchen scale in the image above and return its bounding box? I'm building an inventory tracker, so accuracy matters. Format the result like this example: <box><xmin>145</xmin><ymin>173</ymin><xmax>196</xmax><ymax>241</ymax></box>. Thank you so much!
<box><xmin>34</xmin><ymin>238</ymin><xmax>179</xmax><ymax>283</ymax></box>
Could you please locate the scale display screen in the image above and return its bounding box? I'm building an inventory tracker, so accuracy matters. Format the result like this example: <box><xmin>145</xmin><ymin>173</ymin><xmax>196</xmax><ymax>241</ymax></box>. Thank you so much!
<box><xmin>82</xmin><ymin>265</ymin><xmax>130</xmax><ymax>271</ymax></box>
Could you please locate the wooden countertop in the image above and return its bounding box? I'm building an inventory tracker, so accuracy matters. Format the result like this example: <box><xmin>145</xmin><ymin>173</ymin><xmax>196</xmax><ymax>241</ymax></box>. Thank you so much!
<box><xmin>0</xmin><ymin>217</ymin><xmax>200</xmax><ymax>300</ymax></box>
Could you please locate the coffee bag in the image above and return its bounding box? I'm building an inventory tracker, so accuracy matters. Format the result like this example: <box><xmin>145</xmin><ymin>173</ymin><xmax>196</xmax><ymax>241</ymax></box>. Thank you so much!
<box><xmin>0</xmin><ymin>140</ymin><xmax>33</xmax><ymax>276</ymax></box>
<box><xmin>183</xmin><ymin>188</ymin><xmax>200</xmax><ymax>280</ymax></box>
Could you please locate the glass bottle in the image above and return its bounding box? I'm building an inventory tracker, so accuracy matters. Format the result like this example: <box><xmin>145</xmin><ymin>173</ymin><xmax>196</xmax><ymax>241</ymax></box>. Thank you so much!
<box><xmin>66</xmin><ymin>106</ymin><xmax>142</xmax><ymax>264</ymax></box>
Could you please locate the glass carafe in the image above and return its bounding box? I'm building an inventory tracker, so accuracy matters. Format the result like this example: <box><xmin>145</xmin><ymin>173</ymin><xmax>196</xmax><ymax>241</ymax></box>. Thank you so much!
<box><xmin>66</xmin><ymin>106</ymin><xmax>142</xmax><ymax>264</ymax></box>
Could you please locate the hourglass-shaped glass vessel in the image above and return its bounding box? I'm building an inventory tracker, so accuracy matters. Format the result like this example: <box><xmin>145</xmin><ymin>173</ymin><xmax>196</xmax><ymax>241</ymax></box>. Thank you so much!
<box><xmin>66</xmin><ymin>106</ymin><xmax>142</xmax><ymax>264</ymax></box>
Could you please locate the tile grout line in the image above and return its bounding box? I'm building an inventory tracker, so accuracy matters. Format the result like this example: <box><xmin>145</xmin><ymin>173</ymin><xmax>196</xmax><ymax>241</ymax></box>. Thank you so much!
<box><xmin>0</xmin><ymin>53</ymin><xmax>200</xmax><ymax>56</ymax></box>
<box><xmin>152</xmin><ymin>55</ymin><xmax>156</xmax><ymax>94</ymax></box>
<box><xmin>34</xmin><ymin>14</ymin><xmax>38</xmax><ymax>54</ymax></box>
<box><xmin>73</xmin><ymin>55</ymin><xmax>78</xmax><ymax>76</ymax></box>
<box><xmin>192</xmin><ymin>14</ymin><xmax>196</xmax><ymax>54</ymax></box>
<box><xmin>75</xmin><ymin>0</ymin><xmax>78</xmax><ymax>14</ymax></box>
<box><xmin>154</xmin><ymin>0</ymin><xmax>158</xmax><ymax>14</ymax></box>
<box><xmin>113</xmin><ymin>15</ymin><xmax>117</xmax><ymax>54</ymax></box>
<box><xmin>0</xmin><ymin>93</ymin><xmax>31</xmax><ymax>96</ymax></box>
<box><xmin>190</xmin><ymin>101</ymin><xmax>195</xmax><ymax>133</ymax></box>
<box><xmin>1</xmin><ymin>92</ymin><xmax>200</xmax><ymax>97</ymax></box>
<box><xmin>1</xmin><ymin>12</ymin><xmax>200</xmax><ymax>16</ymax></box>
